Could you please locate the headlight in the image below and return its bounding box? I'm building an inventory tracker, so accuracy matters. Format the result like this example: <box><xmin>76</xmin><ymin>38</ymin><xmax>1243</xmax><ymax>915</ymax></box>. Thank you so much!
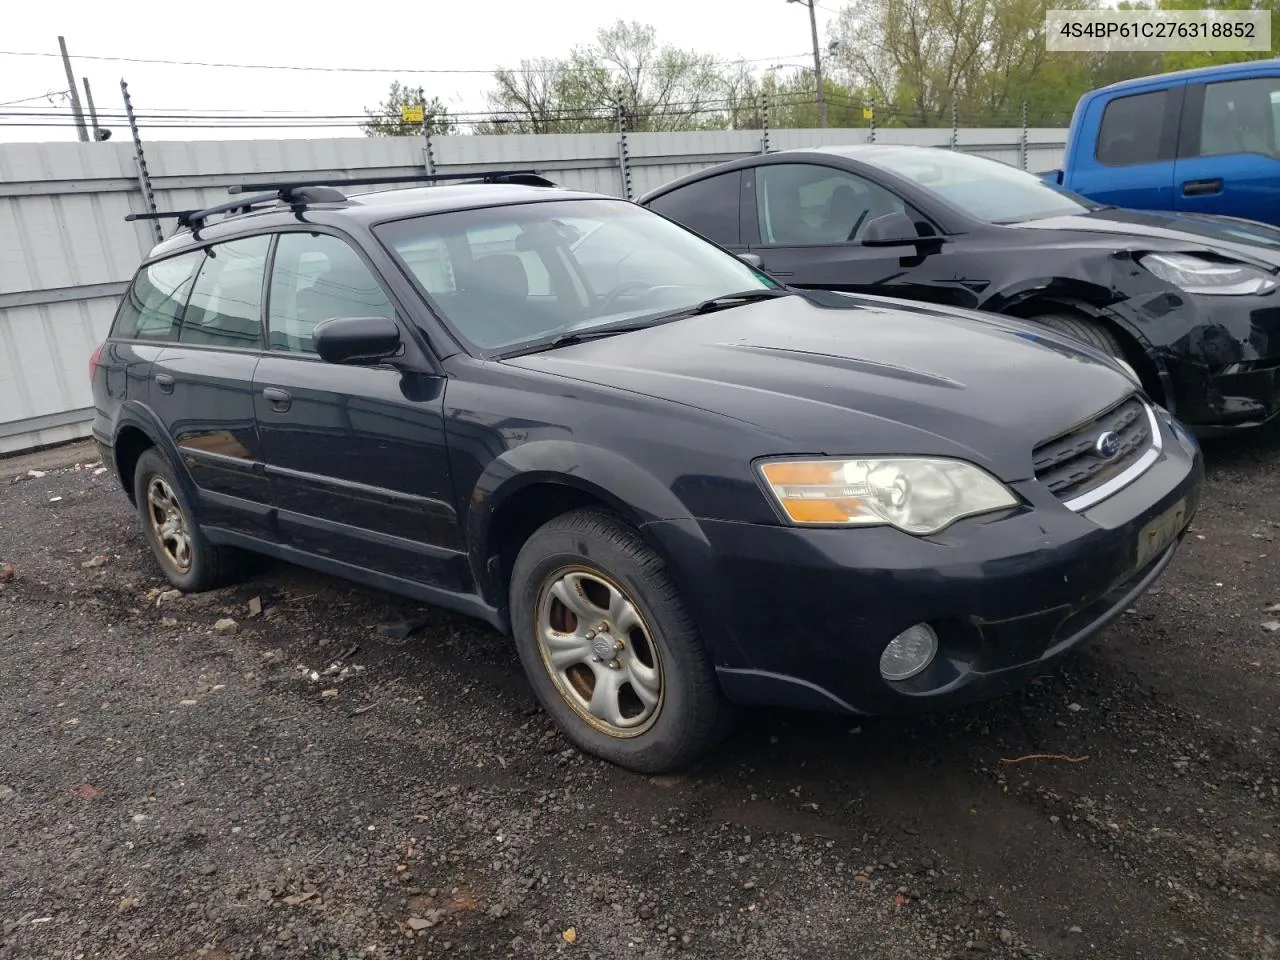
<box><xmin>758</xmin><ymin>458</ymin><xmax>1018</xmax><ymax>535</ymax></box>
<box><xmin>1140</xmin><ymin>252</ymin><xmax>1277</xmax><ymax>296</ymax></box>
<box><xmin>1113</xmin><ymin>356</ymin><xmax>1141</xmax><ymax>387</ymax></box>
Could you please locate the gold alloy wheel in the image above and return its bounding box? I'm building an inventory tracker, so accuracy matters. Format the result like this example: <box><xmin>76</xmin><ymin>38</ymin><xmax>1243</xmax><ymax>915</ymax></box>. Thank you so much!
<box><xmin>534</xmin><ymin>566</ymin><xmax>665</xmax><ymax>737</ymax></box>
<box><xmin>145</xmin><ymin>476</ymin><xmax>192</xmax><ymax>574</ymax></box>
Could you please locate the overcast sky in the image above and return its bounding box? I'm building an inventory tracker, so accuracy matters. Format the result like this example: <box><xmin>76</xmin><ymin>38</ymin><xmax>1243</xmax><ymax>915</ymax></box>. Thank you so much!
<box><xmin>0</xmin><ymin>0</ymin><xmax>836</xmax><ymax>144</ymax></box>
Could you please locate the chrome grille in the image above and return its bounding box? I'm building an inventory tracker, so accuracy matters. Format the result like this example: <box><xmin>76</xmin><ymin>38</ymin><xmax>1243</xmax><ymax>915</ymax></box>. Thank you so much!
<box><xmin>1033</xmin><ymin>396</ymin><xmax>1153</xmax><ymax>505</ymax></box>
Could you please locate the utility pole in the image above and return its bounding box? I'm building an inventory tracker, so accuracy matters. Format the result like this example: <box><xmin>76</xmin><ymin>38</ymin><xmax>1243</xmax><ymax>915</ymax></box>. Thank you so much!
<box><xmin>57</xmin><ymin>36</ymin><xmax>89</xmax><ymax>142</ymax></box>
<box><xmin>787</xmin><ymin>0</ymin><xmax>827</xmax><ymax>128</ymax></box>
<box><xmin>82</xmin><ymin>77</ymin><xmax>109</xmax><ymax>140</ymax></box>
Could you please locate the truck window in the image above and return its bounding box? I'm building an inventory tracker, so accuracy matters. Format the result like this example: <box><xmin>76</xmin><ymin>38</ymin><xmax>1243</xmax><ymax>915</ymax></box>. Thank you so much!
<box><xmin>1096</xmin><ymin>90</ymin><xmax>1169</xmax><ymax>166</ymax></box>
<box><xmin>1197</xmin><ymin>76</ymin><xmax>1280</xmax><ymax>158</ymax></box>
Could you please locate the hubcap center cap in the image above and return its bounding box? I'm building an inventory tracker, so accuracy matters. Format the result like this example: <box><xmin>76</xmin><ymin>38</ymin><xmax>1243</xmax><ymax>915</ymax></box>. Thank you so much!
<box><xmin>590</xmin><ymin>632</ymin><xmax>621</xmax><ymax>661</ymax></box>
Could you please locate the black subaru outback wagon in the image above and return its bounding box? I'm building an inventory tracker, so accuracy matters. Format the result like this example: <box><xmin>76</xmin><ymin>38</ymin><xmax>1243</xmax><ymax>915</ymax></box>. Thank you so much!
<box><xmin>91</xmin><ymin>172</ymin><xmax>1203</xmax><ymax>773</ymax></box>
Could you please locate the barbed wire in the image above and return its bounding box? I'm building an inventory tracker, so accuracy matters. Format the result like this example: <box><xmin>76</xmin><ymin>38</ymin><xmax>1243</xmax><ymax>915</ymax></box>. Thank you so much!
<box><xmin>0</xmin><ymin>86</ymin><xmax>1072</xmax><ymax>132</ymax></box>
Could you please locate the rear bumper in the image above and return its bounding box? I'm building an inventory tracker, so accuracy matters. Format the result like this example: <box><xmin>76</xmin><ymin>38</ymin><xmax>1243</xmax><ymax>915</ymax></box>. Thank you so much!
<box><xmin>647</xmin><ymin>413</ymin><xmax>1204</xmax><ymax>715</ymax></box>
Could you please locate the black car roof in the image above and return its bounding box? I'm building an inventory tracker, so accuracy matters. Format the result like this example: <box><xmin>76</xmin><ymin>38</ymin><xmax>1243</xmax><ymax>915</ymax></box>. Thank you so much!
<box><xmin>141</xmin><ymin>181</ymin><xmax>613</xmax><ymax>261</ymax></box>
<box><xmin>636</xmin><ymin>144</ymin><xmax>950</xmax><ymax>202</ymax></box>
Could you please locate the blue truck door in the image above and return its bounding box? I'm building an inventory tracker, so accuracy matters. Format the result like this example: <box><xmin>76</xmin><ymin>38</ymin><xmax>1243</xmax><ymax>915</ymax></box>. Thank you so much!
<box><xmin>1067</xmin><ymin>82</ymin><xmax>1184</xmax><ymax>211</ymax></box>
<box><xmin>1174</xmin><ymin>73</ymin><xmax>1280</xmax><ymax>226</ymax></box>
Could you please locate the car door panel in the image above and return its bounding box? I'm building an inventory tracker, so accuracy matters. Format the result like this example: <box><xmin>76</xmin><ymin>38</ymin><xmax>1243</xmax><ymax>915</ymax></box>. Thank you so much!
<box><xmin>150</xmin><ymin>347</ymin><xmax>267</xmax><ymax>531</ymax></box>
<box><xmin>254</xmin><ymin>229</ymin><xmax>466</xmax><ymax>591</ymax></box>
<box><xmin>1175</xmin><ymin>76</ymin><xmax>1280</xmax><ymax>226</ymax></box>
<box><xmin>253</xmin><ymin>358</ymin><xmax>464</xmax><ymax>588</ymax></box>
<box><xmin>141</xmin><ymin>238</ymin><xmax>273</xmax><ymax>538</ymax></box>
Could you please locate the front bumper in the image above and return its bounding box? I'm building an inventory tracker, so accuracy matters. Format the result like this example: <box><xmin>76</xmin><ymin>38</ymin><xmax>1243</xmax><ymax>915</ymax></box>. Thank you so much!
<box><xmin>1117</xmin><ymin>292</ymin><xmax>1280</xmax><ymax>429</ymax></box>
<box><xmin>1165</xmin><ymin>354</ymin><xmax>1280</xmax><ymax>432</ymax></box>
<box><xmin>649</xmin><ymin>413</ymin><xmax>1204</xmax><ymax>716</ymax></box>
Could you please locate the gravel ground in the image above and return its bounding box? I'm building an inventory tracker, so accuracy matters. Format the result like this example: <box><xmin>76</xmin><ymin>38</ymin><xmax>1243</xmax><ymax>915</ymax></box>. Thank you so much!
<box><xmin>0</xmin><ymin>432</ymin><xmax>1277</xmax><ymax>960</ymax></box>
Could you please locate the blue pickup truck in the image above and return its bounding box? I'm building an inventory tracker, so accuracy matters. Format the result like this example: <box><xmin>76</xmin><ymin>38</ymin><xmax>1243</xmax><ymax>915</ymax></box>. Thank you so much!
<box><xmin>1041</xmin><ymin>61</ymin><xmax>1280</xmax><ymax>226</ymax></box>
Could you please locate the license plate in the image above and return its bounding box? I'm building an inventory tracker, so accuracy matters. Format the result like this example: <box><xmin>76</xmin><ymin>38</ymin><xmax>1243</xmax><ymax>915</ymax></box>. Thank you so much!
<box><xmin>1135</xmin><ymin>498</ymin><xmax>1187</xmax><ymax>570</ymax></box>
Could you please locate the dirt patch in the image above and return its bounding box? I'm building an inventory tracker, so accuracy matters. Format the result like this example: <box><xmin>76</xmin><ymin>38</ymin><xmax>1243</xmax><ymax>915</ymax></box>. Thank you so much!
<box><xmin>0</xmin><ymin>429</ymin><xmax>1277</xmax><ymax>959</ymax></box>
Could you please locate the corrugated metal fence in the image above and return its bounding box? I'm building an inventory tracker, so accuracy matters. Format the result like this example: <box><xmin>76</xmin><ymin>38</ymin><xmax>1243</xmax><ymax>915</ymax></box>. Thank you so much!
<box><xmin>0</xmin><ymin>125</ymin><xmax>1067</xmax><ymax>454</ymax></box>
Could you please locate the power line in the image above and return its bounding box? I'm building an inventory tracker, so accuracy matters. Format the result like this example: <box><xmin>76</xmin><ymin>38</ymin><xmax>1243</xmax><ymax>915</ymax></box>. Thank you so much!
<box><xmin>0</xmin><ymin>48</ymin><xmax>813</xmax><ymax>76</ymax></box>
<box><xmin>0</xmin><ymin>89</ymin><xmax>69</xmax><ymax>107</ymax></box>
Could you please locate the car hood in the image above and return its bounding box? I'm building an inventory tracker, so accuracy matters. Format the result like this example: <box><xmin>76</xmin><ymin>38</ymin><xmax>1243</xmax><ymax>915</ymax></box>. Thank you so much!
<box><xmin>1013</xmin><ymin>208</ymin><xmax>1280</xmax><ymax>267</ymax></box>
<box><xmin>502</xmin><ymin>292</ymin><xmax>1138</xmax><ymax>482</ymax></box>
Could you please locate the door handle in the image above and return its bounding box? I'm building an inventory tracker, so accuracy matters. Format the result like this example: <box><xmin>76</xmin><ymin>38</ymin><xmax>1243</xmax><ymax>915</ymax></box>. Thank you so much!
<box><xmin>1182</xmin><ymin>178</ymin><xmax>1223</xmax><ymax>196</ymax></box>
<box><xmin>155</xmin><ymin>373</ymin><xmax>174</xmax><ymax>394</ymax></box>
<box><xmin>262</xmin><ymin>386</ymin><xmax>292</xmax><ymax>412</ymax></box>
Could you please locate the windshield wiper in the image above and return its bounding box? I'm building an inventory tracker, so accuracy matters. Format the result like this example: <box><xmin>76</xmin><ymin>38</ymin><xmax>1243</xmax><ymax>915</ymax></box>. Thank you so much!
<box><xmin>505</xmin><ymin>289</ymin><xmax>790</xmax><ymax>356</ymax></box>
<box><xmin>503</xmin><ymin>320</ymin><xmax>661</xmax><ymax>356</ymax></box>
<box><xmin>684</xmin><ymin>288</ymin><xmax>790</xmax><ymax>315</ymax></box>
<box><xmin>543</xmin><ymin>322</ymin><xmax>656</xmax><ymax>348</ymax></box>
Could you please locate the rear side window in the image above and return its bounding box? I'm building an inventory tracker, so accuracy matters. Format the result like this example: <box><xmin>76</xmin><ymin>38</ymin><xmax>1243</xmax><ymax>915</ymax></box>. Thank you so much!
<box><xmin>1096</xmin><ymin>90</ymin><xmax>1169</xmax><ymax>166</ymax></box>
<box><xmin>180</xmin><ymin>235</ymin><xmax>271</xmax><ymax>348</ymax></box>
<box><xmin>1197</xmin><ymin>76</ymin><xmax>1280</xmax><ymax>158</ymax></box>
<box><xmin>111</xmin><ymin>251</ymin><xmax>203</xmax><ymax>342</ymax></box>
<box><xmin>646</xmin><ymin>171</ymin><xmax>742</xmax><ymax>246</ymax></box>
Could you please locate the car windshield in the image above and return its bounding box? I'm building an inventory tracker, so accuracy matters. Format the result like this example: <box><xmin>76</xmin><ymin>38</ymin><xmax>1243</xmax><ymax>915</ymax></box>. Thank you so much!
<box><xmin>374</xmin><ymin>198</ymin><xmax>777</xmax><ymax>354</ymax></box>
<box><xmin>866</xmin><ymin>148</ymin><xmax>1098</xmax><ymax>224</ymax></box>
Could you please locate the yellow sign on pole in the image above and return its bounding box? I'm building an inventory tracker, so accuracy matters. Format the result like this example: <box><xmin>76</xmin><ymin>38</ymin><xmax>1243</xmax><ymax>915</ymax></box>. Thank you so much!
<box><xmin>401</xmin><ymin>104</ymin><xmax>425</xmax><ymax>124</ymax></box>
<box><xmin>862</xmin><ymin>107</ymin><xmax>874</xmax><ymax>120</ymax></box>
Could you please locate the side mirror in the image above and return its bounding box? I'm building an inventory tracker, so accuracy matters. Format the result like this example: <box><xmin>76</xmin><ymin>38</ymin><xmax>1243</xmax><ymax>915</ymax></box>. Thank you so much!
<box><xmin>737</xmin><ymin>252</ymin><xmax>763</xmax><ymax>268</ymax></box>
<box><xmin>313</xmin><ymin>316</ymin><xmax>402</xmax><ymax>365</ymax></box>
<box><xmin>861</xmin><ymin>211</ymin><xmax>921</xmax><ymax>247</ymax></box>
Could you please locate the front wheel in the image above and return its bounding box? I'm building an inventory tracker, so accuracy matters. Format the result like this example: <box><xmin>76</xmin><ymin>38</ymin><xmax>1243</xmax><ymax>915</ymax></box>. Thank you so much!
<box><xmin>1032</xmin><ymin>312</ymin><xmax>1126</xmax><ymax>362</ymax></box>
<box><xmin>508</xmin><ymin>509</ymin><xmax>737</xmax><ymax>773</ymax></box>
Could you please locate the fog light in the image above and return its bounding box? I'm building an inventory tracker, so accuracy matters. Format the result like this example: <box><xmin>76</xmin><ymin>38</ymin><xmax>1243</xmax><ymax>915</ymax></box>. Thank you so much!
<box><xmin>879</xmin><ymin>623</ymin><xmax>939</xmax><ymax>681</ymax></box>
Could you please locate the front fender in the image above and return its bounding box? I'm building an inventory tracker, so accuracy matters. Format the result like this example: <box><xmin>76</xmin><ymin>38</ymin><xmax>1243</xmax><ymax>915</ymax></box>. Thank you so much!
<box><xmin>466</xmin><ymin>440</ymin><xmax>697</xmax><ymax>589</ymax></box>
<box><xmin>466</xmin><ymin>440</ymin><xmax>752</xmax><ymax>666</ymax></box>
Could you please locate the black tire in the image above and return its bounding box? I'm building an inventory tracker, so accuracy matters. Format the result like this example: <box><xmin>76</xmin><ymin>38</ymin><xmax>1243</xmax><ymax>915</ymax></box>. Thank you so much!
<box><xmin>132</xmin><ymin>447</ymin><xmax>246</xmax><ymax>592</ymax></box>
<box><xmin>509</xmin><ymin>508</ymin><xmax>738</xmax><ymax>773</ymax></box>
<box><xmin>1033</xmin><ymin>312</ymin><xmax>1126</xmax><ymax>359</ymax></box>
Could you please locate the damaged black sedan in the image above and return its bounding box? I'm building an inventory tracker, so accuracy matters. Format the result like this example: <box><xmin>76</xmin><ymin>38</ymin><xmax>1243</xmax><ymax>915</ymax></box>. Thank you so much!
<box><xmin>640</xmin><ymin>145</ymin><xmax>1280</xmax><ymax>433</ymax></box>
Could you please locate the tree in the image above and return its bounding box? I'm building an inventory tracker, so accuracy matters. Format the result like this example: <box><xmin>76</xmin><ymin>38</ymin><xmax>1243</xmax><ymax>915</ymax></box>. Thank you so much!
<box><xmin>569</xmin><ymin>20</ymin><xmax>729</xmax><ymax>131</ymax></box>
<box><xmin>1156</xmin><ymin>0</ymin><xmax>1280</xmax><ymax>72</ymax></box>
<box><xmin>474</xmin><ymin>58</ymin><xmax>604</xmax><ymax>134</ymax></box>
<box><xmin>360</xmin><ymin>80</ymin><xmax>454</xmax><ymax>137</ymax></box>
<box><xmin>480</xmin><ymin>21</ymin><xmax>730</xmax><ymax>133</ymax></box>
<box><xmin>827</xmin><ymin>0</ymin><xmax>1174</xmax><ymax>127</ymax></box>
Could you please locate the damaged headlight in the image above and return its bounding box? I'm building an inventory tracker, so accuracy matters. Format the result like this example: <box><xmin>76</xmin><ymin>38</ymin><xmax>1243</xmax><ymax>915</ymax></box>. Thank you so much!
<box><xmin>758</xmin><ymin>458</ymin><xmax>1018</xmax><ymax>535</ymax></box>
<box><xmin>1141</xmin><ymin>252</ymin><xmax>1278</xmax><ymax>296</ymax></box>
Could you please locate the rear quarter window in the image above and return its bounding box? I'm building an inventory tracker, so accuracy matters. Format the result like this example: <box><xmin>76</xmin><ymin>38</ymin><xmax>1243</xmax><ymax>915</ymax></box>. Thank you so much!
<box><xmin>111</xmin><ymin>250</ymin><xmax>204</xmax><ymax>342</ymax></box>
<box><xmin>645</xmin><ymin>171</ymin><xmax>742</xmax><ymax>246</ymax></box>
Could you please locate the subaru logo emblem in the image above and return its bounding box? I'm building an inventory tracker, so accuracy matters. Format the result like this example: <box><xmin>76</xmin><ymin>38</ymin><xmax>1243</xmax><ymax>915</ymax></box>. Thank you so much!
<box><xmin>1094</xmin><ymin>431</ymin><xmax>1121</xmax><ymax>460</ymax></box>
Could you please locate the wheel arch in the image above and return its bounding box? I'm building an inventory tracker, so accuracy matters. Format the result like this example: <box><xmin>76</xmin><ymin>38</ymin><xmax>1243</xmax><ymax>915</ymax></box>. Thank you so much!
<box><xmin>465</xmin><ymin>441</ymin><xmax>699</xmax><ymax>625</ymax></box>
<box><xmin>110</xmin><ymin>403</ymin><xmax>195</xmax><ymax>507</ymax></box>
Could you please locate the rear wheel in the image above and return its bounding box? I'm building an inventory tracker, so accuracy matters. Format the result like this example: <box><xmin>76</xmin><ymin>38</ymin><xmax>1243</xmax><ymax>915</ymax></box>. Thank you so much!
<box><xmin>132</xmin><ymin>448</ymin><xmax>246</xmax><ymax>592</ymax></box>
<box><xmin>508</xmin><ymin>508</ymin><xmax>737</xmax><ymax>773</ymax></box>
